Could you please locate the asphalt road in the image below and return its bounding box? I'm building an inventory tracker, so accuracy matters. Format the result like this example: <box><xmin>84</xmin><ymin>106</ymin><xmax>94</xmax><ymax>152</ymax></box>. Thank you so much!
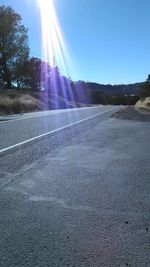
<box><xmin>0</xmin><ymin>107</ymin><xmax>150</xmax><ymax>267</ymax></box>
<box><xmin>0</xmin><ymin>106</ymin><xmax>117</xmax><ymax>152</ymax></box>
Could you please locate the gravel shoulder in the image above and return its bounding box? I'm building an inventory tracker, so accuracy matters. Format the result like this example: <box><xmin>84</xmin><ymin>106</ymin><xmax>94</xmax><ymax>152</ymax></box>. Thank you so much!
<box><xmin>112</xmin><ymin>106</ymin><xmax>150</xmax><ymax>122</ymax></box>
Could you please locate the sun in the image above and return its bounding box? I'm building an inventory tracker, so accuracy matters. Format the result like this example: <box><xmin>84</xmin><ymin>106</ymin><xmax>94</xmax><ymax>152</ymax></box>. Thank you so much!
<box><xmin>37</xmin><ymin>0</ymin><xmax>74</xmax><ymax>76</ymax></box>
<box><xmin>36</xmin><ymin>0</ymin><xmax>80</xmax><ymax>110</ymax></box>
<box><xmin>37</xmin><ymin>0</ymin><xmax>62</xmax><ymax>67</ymax></box>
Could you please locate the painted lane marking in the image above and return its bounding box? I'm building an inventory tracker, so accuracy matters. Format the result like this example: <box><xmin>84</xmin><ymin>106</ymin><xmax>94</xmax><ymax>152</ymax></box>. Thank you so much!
<box><xmin>0</xmin><ymin>108</ymin><xmax>118</xmax><ymax>155</ymax></box>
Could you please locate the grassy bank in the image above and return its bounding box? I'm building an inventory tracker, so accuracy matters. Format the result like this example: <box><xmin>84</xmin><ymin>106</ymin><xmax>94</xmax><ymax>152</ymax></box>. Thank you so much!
<box><xmin>0</xmin><ymin>90</ymin><xmax>88</xmax><ymax>115</ymax></box>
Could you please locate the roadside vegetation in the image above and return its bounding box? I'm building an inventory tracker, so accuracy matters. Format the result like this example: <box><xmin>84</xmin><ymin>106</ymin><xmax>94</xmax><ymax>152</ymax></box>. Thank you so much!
<box><xmin>135</xmin><ymin>75</ymin><xmax>150</xmax><ymax>110</ymax></box>
<box><xmin>0</xmin><ymin>5</ymin><xmax>149</xmax><ymax>114</ymax></box>
<box><xmin>139</xmin><ymin>75</ymin><xmax>150</xmax><ymax>98</ymax></box>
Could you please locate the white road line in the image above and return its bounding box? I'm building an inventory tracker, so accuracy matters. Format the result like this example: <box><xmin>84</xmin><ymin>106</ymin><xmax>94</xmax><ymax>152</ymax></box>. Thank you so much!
<box><xmin>0</xmin><ymin>108</ymin><xmax>118</xmax><ymax>155</ymax></box>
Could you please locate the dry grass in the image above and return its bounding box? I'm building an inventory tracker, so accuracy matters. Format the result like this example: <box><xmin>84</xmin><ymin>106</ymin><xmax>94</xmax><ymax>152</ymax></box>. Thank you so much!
<box><xmin>135</xmin><ymin>97</ymin><xmax>150</xmax><ymax>110</ymax></box>
<box><xmin>0</xmin><ymin>90</ymin><xmax>88</xmax><ymax>115</ymax></box>
<box><xmin>0</xmin><ymin>92</ymin><xmax>47</xmax><ymax>115</ymax></box>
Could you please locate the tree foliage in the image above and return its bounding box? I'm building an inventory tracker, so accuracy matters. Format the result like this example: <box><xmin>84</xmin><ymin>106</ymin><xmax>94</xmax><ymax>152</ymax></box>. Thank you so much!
<box><xmin>0</xmin><ymin>5</ymin><xmax>29</xmax><ymax>88</ymax></box>
<box><xmin>25</xmin><ymin>57</ymin><xmax>53</xmax><ymax>91</ymax></box>
<box><xmin>140</xmin><ymin>75</ymin><xmax>150</xmax><ymax>98</ymax></box>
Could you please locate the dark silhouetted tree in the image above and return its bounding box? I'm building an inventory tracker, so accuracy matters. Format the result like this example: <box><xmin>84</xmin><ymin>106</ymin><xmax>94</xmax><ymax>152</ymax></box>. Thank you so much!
<box><xmin>0</xmin><ymin>5</ymin><xmax>29</xmax><ymax>88</ymax></box>
<box><xmin>26</xmin><ymin>57</ymin><xmax>52</xmax><ymax>91</ymax></box>
<box><xmin>140</xmin><ymin>75</ymin><xmax>150</xmax><ymax>98</ymax></box>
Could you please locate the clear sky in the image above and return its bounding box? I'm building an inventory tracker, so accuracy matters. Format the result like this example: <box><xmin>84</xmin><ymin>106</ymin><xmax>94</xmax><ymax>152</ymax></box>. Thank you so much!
<box><xmin>1</xmin><ymin>0</ymin><xmax>150</xmax><ymax>84</ymax></box>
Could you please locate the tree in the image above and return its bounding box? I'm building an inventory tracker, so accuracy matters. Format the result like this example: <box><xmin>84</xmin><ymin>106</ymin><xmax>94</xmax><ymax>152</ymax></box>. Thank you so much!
<box><xmin>0</xmin><ymin>5</ymin><xmax>29</xmax><ymax>89</ymax></box>
<box><xmin>26</xmin><ymin>57</ymin><xmax>52</xmax><ymax>91</ymax></box>
<box><xmin>140</xmin><ymin>75</ymin><xmax>150</xmax><ymax>98</ymax></box>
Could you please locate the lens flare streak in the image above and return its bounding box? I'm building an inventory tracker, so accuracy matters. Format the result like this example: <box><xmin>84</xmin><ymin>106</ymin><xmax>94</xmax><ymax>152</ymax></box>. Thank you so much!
<box><xmin>37</xmin><ymin>0</ymin><xmax>86</xmax><ymax>112</ymax></box>
<box><xmin>37</xmin><ymin>0</ymin><xmax>70</xmax><ymax>72</ymax></box>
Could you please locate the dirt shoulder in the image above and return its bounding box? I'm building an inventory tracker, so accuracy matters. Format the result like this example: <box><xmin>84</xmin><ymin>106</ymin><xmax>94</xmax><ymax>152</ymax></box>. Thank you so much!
<box><xmin>112</xmin><ymin>106</ymin><xmax>150</xmax><ymax>122</ymax></box>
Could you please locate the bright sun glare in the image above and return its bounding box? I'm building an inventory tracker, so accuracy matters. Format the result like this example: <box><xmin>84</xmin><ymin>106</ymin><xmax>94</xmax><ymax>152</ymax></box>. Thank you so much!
<box><xmin>37</xmin><ymin>0</ymin><xmax>78</xmax><ymax>110</ymax></box>
<box><xmin>37</xmin><ymin>0</ymin><xmax>71</xmax><ymax>73</ymax></box>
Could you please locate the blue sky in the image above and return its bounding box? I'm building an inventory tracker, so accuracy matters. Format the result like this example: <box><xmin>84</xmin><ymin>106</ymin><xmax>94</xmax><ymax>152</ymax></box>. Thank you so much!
<box><xmin>1</xmin><ymin>0</ymin><xmax>150</xmax><ymax>84</ymax></box>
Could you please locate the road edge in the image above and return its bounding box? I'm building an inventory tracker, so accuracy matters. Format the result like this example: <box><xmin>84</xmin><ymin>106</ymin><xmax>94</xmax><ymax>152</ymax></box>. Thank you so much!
<box><xmin>0</xmin><ymin>108</ymin><xmax>118</xmax><ymax>157</ymax></box>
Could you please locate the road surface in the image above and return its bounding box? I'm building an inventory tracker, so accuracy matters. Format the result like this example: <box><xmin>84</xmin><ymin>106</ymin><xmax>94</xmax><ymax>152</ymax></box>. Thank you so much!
<box><xmin>0</xmin><ymin>106</ymin><xmax>149</xmax><ymax>267</ymax></box>
<box><xmin>0</xmin><ymin>106</ymin><xmax>117</xmax><ymax>153</ymax></box>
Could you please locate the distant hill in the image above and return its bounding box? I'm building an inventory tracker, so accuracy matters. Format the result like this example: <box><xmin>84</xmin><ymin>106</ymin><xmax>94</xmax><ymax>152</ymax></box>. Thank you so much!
<box><xmin>86</xmin><ymin>82</ymin><xmax>141</xmax><ymax>96</ymax></box>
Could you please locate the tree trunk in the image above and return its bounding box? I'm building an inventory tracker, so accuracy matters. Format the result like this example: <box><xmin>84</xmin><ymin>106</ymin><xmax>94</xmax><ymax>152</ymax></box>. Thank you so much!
<box><xmin>0</xmin><ymin>54</ymin><xmax>11</xmax><ymax>89</ymax></box>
